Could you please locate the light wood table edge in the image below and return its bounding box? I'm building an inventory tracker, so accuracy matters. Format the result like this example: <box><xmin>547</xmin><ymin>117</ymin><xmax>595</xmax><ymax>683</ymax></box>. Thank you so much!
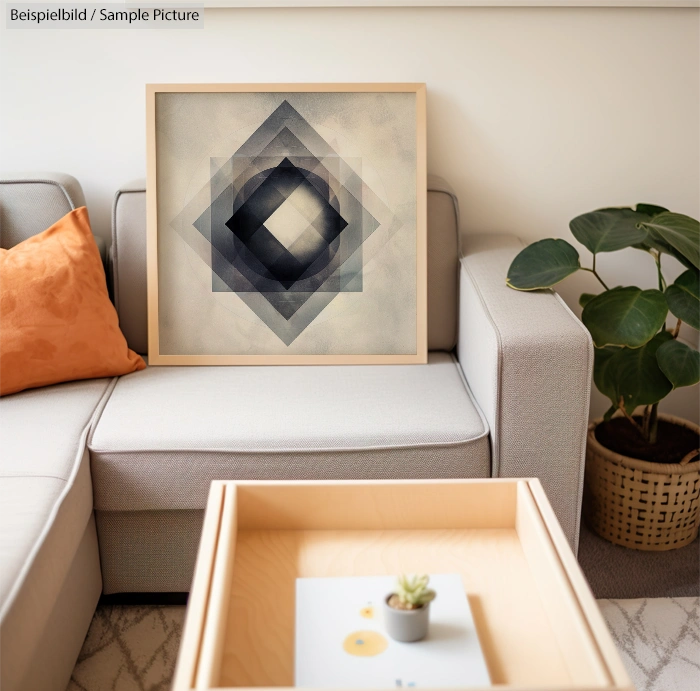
<box><xmin>527</xmin><ymin>480</ymin><xmax>635</xmax><ymax>691</ymax></box>
<box><xmin>516</xmin><ymin>481</ymin><xmax>610</xmax><ymax>687</ymax></box>
<box><xmin>196</xmin><ymin>484</ymin><xmax>239</xmax><ymax>688</ymax></box>
<box><xmin>172</xmin><ymin>482</ymin><xmax>227</xmax><ymax>691</ymax></box>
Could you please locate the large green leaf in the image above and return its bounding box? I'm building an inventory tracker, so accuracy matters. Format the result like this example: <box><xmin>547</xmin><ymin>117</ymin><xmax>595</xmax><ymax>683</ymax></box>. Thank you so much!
<box><xmin>665</xmin><ymin>270</ymin><xmax>700</xmax><ymax>331</ymax></box>
<box><xmin>640</xmin><ymin>212</ymin><xmax>700</xmax><ymax>269</ymax></box>
<box><xmin>582</xmin><ymin>287</ymin><xmax>668</xmax><ymax>347</ymax></box>
<box><xmin>569</xmin><ymin>208</ymin><xmax>648</xmax><ymax>254</ymax></box>
<box><xmin>632</xmin><ymin>234</ymin><xmax>696</xmax><ymax>270</ymax></box>
<box><xmin>506</xmin><ymin>239</ymin><xmax>580</xmax><ymax>290</ymax></box>
<box><xmin>635</xmin><ymin>203</ymin><xmax>669</xmax><ymax>217</ymax></box>
<box><xmin>630</xmin><ymin>204</ymin><xmax>668</xmax><ymax>253</ymax></box>
<box><xmin>579</xmin><ymin>293</ymin><xmax>598</xmax><ymax>308</ymax></box>
<box><xmin>632</xmin><ymin>206</ymin><xmax>695</xmax><ymax>268</ymax></box>
<box><xmin>605</xmin><ymin>332</ymin><xmax>674</xmax><ymax>412</ymax></box>
<box><xmin>593</xmin><ymin>345</ymin><xmax>621</xmax><ymax>406</ymax></box>
<box><xmin>656</xmin><ymin>339</ymin><xmax>700</xmax><ymax>389</ymax></box>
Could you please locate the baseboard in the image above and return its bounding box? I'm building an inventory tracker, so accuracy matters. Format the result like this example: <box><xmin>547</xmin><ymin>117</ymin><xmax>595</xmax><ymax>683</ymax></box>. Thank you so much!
<box><xmin>99</xmin><ymin>592</ymin><xmax>189</xmax><ymax>606</ymax></box>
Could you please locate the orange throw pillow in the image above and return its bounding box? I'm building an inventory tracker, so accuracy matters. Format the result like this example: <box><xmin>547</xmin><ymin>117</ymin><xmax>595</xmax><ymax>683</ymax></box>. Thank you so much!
<box><xmin>0</xmin><ymin>207</ymin><xmax>145</xmax><ymax>395</ymax></box>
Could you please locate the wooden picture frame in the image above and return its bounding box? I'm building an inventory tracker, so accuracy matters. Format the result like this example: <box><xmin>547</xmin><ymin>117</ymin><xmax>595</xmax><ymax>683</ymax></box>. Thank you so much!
<box><xmin>146</xmin><ymin>83</ymin><xmax>427</xmax><ymax>365</ymax></box>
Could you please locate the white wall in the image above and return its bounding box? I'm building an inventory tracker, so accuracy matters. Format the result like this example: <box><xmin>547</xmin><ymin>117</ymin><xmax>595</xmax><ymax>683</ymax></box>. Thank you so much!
<box><xmin>1</xmin><ymin>7</ymin><xmax>698</xmax><ymax>421</ymax></box>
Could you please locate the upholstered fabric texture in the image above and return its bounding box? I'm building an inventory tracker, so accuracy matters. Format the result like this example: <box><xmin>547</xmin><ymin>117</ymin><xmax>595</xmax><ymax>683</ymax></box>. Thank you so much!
<box><xmin>0</xmin><ymin>207</ymin><xmax>145</xmax><ymax>395</ymax></box>
<box><xmin>96</xmin><ymin>510</ymin><xmax>204</xmax><ymax>593</ymax></box>
<box><xmin>0</xmin><ymin>378</ymin><xmax>112</xmax><ymax>691</ymax></box>
<box><xmin>0</xmin><ymin>173</ymin><xmax>85</xmax><ymax>249</ymax></box>
<box><xmin>111</xmin><ymin>180</ymin><xmax>148</xmax><ymax>355</ymax></box>
<box><xmin>89</xmin><ymin>352</ymin><xmax>489</xmax><ymax>513</ymax></box>
<box><xmin>458</xmin><ymin>234</ymin><xmax>593</xmax><ymax>551</ymax></box>
<box><xmin>14</xmin><ymin>518</ymin><xmax>101</xmax><ymax>691</ymax></box>
<box><xmin>0</xmin><ymin>361</ymin><xmax>112</xmax><ymax>607</ymax></box>
<box><xmin>425</xmin><ymin>174</ymin><xmax>459</xmax><ymax>351</ymax></box>
<box><xmin>91</xmin><ymin>351</ymin><xmax>490</xmax><ymax>593</ymax></box>
<box><xmin>0</xmin><ymin>173</ymin><xmax>108</xmax><ymax>691</ymax></box>
<box><xmin>111</xmin><ymin>176</ymin><xmax>460</xmax><ymax>355</ymax></box>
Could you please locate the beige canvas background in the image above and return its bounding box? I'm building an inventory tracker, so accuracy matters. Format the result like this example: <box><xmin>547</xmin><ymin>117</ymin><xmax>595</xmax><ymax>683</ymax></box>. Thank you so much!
<box><xmin>154</xmin><ymin>90</ymin><xmax>418</xmax><ymax>357</ymax></box>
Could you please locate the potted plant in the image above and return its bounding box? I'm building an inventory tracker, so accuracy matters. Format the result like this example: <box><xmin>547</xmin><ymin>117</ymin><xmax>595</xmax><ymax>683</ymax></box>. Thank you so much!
<box><xmin>506</xmin><ymin>206</ymin><xmax>700</xmax><ymax>550</ymax></box>
<box><xmin>383</xmin><ymin>574</ymin><xmax>436</xmax><ymax>642</ymax></box>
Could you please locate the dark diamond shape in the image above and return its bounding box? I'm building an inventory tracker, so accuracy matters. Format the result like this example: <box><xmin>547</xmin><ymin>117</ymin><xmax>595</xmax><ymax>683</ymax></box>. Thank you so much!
<box><xmin>226</xmin><ymin>158</ymin><xmax>304</xmax><ymax>241</ymax></box>
<box><xmin>225</xmin><ymin>158</ymin><xmax>347</xmax><ymax>289</ymax></box>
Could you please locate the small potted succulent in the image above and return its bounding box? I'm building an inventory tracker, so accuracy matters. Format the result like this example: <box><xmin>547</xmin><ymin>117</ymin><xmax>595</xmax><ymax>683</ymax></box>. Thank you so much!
<box><xmin>383</xmin><ymin>574</ymin><xmax>436</xmax><ymax>642</ymax></box>
<box><xmin>506</xmin><ymin>206</ymin><xmax>700</xmax><ymax>550</ymax></box>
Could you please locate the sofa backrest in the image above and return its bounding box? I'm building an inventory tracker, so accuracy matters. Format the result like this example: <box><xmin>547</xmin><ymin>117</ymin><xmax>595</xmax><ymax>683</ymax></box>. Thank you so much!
<box><xmin>112</xmin><ymin>174</ymin><xmax>459</xmax><ymax>355</ymax></box>
<box><xmin>0</xmin><ymin>173</ymin><xmax>86</xmax><ymax>249</ymax></box>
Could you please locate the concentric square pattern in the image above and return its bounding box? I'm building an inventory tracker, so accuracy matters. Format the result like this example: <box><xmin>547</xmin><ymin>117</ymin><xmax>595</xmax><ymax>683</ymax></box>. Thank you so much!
<box><xmin>172</xmin><ymin>100</ymin><xmax>402</xmax><ymax>345</ymax></box>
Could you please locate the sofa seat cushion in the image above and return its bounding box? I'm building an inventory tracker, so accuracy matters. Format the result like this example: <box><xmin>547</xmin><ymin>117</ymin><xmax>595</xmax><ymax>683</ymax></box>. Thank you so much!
<box><xmin>0</xmin><ymin>378</ymin><xmax>112</xmax><ymax>691</ymax></box>
<box><xmin>0</xmin><ymin>477</ymin><xmax>65</xmax><ymax>606</ymax></box>
<box><xmin>0</xmin><ymin>378</ymin><xmax>116</xmax><ymax>483</ymax></box>
<box><xmin>89</xmin><ymin>352</ymin><xmax>490</xmax><ymax>512</ymax></box>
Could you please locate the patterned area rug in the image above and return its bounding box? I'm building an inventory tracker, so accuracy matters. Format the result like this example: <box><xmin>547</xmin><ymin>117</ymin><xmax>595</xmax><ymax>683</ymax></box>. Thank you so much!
<box><xmin>598</xmin><ymin>598</ymin><xmax>699</xmax><ymax>691</ymax></box>
<box><xmin>67</xmin><ymin>598</ymin><xmax>699</xmax><ymax>691</ymax></box>
<box><xmin>67</xmin><ymin>606</ymin><xmax>184</xmax><ymax>691</ymax></box>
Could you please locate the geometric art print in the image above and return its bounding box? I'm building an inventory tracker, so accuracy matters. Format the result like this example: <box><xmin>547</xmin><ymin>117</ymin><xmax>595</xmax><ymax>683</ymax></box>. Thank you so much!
<box><xmin>148</xmin><ymin>85</ymin><xmax>426</xmax><ymax>364</ymax></box>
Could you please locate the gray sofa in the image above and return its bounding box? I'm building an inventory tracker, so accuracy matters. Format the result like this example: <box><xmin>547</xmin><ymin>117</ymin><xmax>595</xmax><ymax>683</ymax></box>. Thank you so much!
<box><xmin>0</xmin><ymin>175</ymin><xmax>110</xmax><ymax>691</ymax></box>
<box><xmin>0</xmin><ymin>172</ymin><xmax>593</xmax><ymax>691</ymax></box>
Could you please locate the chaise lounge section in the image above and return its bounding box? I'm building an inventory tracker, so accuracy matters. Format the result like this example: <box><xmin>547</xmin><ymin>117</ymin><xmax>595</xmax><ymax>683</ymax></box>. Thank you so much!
<box><xmin>0</xmin><ymin>174</ymin><xmax>112</xmax><ymax>691</ymax></box>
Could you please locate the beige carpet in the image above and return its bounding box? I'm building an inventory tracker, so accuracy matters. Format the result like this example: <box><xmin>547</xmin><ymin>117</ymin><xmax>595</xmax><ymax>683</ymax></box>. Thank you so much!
<box><xmin>67</xmin><ymin>598</ymin><xmax>699</xmax><ymax>691</ymax></box>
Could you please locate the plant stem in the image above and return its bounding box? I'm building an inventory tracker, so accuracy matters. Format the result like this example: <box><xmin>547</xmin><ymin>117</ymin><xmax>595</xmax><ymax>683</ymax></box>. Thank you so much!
<box><xmin>581</xmin><ymin>260</ymin><xmax>610</xmax><ymax>291</ymax></box>
<box><xmin>672</xmin><ymin>318</ymin><xmax>682</xmax><ymax>338</ymax></box>
<box><xmin>648</xmin><ymin>403</ymin><xmax>659</xmax><ymax>444</ymax></box>
<box><xmin>654</xmin><ymin>251</ymin><xmax>667</xmax><ymax>291</ymax></box>
<box><xmin>642</xmin><ymin>405</ymin><xmax>651</xmax><ymax>439</ymax></box>
<box><xmin>618</xmin><ymin>396</ymin><xmax>646</xmax><ymax>439</ymax></box>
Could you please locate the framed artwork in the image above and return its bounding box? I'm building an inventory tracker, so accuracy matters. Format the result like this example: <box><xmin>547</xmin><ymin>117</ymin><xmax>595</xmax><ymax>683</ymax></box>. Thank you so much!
<box><xmin>146</xmin><ymin>83</ymin><xmax>427</xmax><ymax>365</ymax></box>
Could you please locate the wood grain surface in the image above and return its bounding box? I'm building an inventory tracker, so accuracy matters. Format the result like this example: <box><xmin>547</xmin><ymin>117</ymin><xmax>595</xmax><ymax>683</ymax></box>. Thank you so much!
<box><xmin>220</xmin><ymin>527</ymin><xmax>572</xmax><ymax>686</ymax></box>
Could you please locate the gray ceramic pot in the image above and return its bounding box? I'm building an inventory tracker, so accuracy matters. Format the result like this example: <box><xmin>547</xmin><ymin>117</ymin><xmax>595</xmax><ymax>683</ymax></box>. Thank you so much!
<box><xmin>383</xmin><ymin>596</ymin><xmax>430</xmax><ymax>642</ymax></box>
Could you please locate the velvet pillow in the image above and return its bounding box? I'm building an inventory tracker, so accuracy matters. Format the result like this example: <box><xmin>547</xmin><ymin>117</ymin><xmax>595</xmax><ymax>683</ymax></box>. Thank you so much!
<box><xmin>0</xmin><ymin>207</ymin><xmax>145</xmax><ymax>395</ymax></box>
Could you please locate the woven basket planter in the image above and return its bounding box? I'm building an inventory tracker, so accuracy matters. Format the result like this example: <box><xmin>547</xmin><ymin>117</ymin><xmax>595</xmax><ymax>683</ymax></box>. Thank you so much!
<box><xmin>584</xmin><ymin>414</ymin><xmax>700</xmax><ymax>551</ymax></box>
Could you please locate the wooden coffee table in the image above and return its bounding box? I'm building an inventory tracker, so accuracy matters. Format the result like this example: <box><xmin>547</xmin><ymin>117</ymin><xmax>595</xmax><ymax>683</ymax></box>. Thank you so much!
<box><xmin>172</xmin><ymin>479</ymin><xmax>633</xmax><ymax>690</ymax></box>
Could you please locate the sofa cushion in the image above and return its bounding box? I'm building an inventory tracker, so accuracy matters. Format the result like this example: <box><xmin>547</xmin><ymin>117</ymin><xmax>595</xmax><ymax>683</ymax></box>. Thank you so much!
<box><xmin>0</xmin><ymin>207</ymin><xmax>145</xmax><ymax>395</ymax></box>
<box><xmin>0</xmin><ymin>172</ymin><xmax>85</xmax><ymax>249</ymax></box>
<box><xmin>0</xmin><ymin>173</ymin><xmax>107</xmax><ymax>264</ymax></box>
<box><xmin>0</xmin><ymin>477</ymin><xmax>65</xmax><ymax>607</ymax></box>
<box><xmin>0</xmin><ymin>377</ymin><xmax>114</xmax><ymax>482</ymax></box>
<box><xmin>111</xmin><ymin>175</ymin><xmax>459</xmax><ymax>356</ymax></box>
<box><xmin>95</xmin><ymin>509</ymin><xmax>205</xmax><ymax>593</ymax></box>
<box><xmin>0</xmin><ymin>378</ymin><xmax>112</xmax><ymax>691</ymax></box>
<box><xmin>89</xmin><ymin>352</ymin><xmax>490</xmax><ymax>512</ymax></box>
<box><xmin>111</xmin><ymin>180</ymin><xmax>148</xmax><ymax>355</ymax></box>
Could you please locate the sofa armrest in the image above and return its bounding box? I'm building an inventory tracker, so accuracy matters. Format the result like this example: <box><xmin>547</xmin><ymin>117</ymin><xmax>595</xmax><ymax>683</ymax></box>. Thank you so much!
<box><xmin>457</xmin><ymin>234</ymin><xmax>593</xmax><ymax>552</ymax></box>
